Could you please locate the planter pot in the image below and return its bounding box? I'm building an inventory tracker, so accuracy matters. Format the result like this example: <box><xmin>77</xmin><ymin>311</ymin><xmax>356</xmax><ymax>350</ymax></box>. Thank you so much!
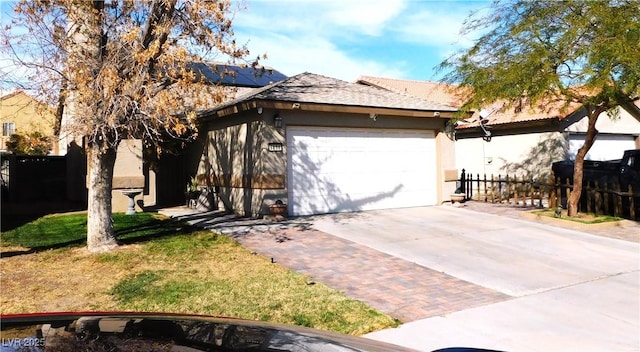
<box><xmin>450</xmin><ymin>193</ymin><xmax>465</xmax><ymax>204</ymax></box>
<box><xmin>269</xmin><ymin>203</ymin><xmax>288</xmax><ymax>217</ymax></box>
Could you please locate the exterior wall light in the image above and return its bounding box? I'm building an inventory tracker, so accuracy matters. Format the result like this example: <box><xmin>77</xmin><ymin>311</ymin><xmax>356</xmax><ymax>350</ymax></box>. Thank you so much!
<box><xmin>274</xmin><ymin>114</ymin><xmax>283</xmax><ymax>128</ymax></box>
<box><xmin>445</xmin><ymin>119</ymin><xmax>456</xmax><ymax>140</ymax></box>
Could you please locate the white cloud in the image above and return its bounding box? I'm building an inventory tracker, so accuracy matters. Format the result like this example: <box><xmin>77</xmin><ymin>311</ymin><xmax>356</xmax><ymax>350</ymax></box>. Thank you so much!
<box><xmin>237</xmin><ymin>31</ymin><xmax>407</xmax><ymax>82</ymax></box>
<box><xmin>233</xmin><ymin>0</ymin><xmax>411</xmax><ymax>81</ymax></box>
<box><xmin>236</xmin><ymin>0</ymin><xmax>406</xmax><ymax>38</ymax></box>
<box><xmin>392</xmin><ymin>4</ymin><xmax>480</xmax><ymax>48</ymax></box>
<box><xmin>231</xmin><ymin>1</ymin><xmax>493</xmax><ymax>81</ymax></box>
<box><xmin>324</xmin><ymin>0</ymin><xmax>407</xmax><ymax>36</ymax></box>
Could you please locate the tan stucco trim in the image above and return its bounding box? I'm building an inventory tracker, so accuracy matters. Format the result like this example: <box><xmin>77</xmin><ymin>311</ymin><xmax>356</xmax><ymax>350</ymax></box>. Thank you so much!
<box><xmin>113</xmin><ymin>176</ymin><xmax>145</xmax><ymax>189</ymax></box>
<box><xmin>210</xmin><ymin>173</ymin><xmax>286</xmax><ymax>189</ymax></box>
<box><xmin>435</xmin><ymin>130</ymin><xmax>458</xmax><ymax>203</ymax></box>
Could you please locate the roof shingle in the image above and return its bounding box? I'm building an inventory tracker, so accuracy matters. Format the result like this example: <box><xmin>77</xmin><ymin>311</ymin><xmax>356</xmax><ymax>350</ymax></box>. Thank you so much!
<box><xmin>204</xmin><ymin>72</ymin><xmax>459</xmax><ymax>117</ymax></box>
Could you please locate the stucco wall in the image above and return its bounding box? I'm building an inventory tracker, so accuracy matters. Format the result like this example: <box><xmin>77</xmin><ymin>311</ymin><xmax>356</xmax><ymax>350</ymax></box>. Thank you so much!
<box><xmin>455</xmin><ymin>132</ymin><xmax>566</xmax><ymax>180</ymax></box>
<box><xmin>111</xmin><ymin>139</ymin><xmax>145</xmax><ymax>213</ymax></box>
<box><xmin>199</xmin><ymin>109</ymin><xmax>287</xmax><ymax>216</ymax></box>
<box><xmin>435</xmin><ymin>131</ymin><xmax>458</xmax><ymax>202</ymax></box>
<box><xmin>565</xmin><ymin>106</ymin><xmax>640</xmax><ymax>134</ymax></box>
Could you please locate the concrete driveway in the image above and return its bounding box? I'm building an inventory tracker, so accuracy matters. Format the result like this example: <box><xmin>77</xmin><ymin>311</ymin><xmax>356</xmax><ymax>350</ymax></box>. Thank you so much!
<box><xmin>310</xmin><ymin>206</ymin><xmax>639</xmax><ymax>351</ymax></box>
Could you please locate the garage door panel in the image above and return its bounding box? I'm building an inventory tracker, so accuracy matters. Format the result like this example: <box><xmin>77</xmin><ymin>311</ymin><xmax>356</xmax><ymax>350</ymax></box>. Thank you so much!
<box><xmin>569</xmin><ymin>134</ymin><xmax>636</xmax><ymax>161</ymax></box>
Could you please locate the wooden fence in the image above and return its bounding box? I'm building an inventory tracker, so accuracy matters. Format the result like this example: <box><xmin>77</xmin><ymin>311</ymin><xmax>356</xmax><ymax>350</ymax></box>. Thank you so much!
<box><xmin>459</xmin><ymin>169</ymin><xmax>638</xmax><ymax>221</ymax></box>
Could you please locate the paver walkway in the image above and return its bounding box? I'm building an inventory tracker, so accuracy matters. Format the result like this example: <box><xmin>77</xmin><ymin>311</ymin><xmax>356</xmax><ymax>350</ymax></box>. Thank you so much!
<box><xmin>228</xmin><ymin>228</ymin><xmax>510</xmax><ymax>323</ymax></box>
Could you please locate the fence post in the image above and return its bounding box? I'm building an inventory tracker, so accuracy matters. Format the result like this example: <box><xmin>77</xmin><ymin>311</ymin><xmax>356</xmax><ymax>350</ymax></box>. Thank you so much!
<box><xmin>535</xmin><ymin>180</ymin><xmax>543</xmax><ymax>208</ymax></box>
<box><xmin>614</xmin><ymin>183</ymin><xmax>622</xmax><ymax>217</ymax></box>
<box><xmin>514</xmin><ymin>175</ymin><xmax>520</xmax><ymax>206</ymax></box>
<box><xmin>594</xmin><ymin>181</ymin><xmax>601</xmax><ymax>216</ymax></box>
<box><xmin>630</xmin><ymin>185</ymin><xmax>636</xmax><ymax>221</ymax></box>
<box><xmin>556</xmin><ymin>177</ymin><xmax>563</xmax><ymax>209</ymax></box>
<box><xmin>549</xmin><ymin>173</ymin><xmax>556</xmax><ymax>209</ymax></box>
<box><xmin>475</xmin><ymin>173</ymin><xmax>480</xmax><ymax>201</ymax></box>
<box><xmin>460</xmin><ymin>168</ymin><xmax>466</xmax><ymax>196</ymax></box>
<box><xmin>507</xmin><ymin>173</ymin><xmax>512</xmax><ymax>204</ymax></box>
<box><xmin>565</xmin><ymin>178</ymin><xmax>571</xmax><ymax>211</ymax></box>
<box><xmin>530</xmin><ymin>177</ymin><xmax>535</xmax><ymax>207</ymax></box>
<box><xmin>603</xmin><ymin>182</ymin><xmax>610</xmax><ymax>215</ymax></box>
<box><xmin>484</xmin><ymin>174</ymin><xmax>488</xmax><ymax>202</ymax></box>
<box><xmin>586</xmin><ymin>182</ymin><xmax>592</xmax><ymax>214</ymax></box>
<box><xmin>522</xmin><ymin>175</ymin><xmax>533</xmax><ymax>207</ymax></box>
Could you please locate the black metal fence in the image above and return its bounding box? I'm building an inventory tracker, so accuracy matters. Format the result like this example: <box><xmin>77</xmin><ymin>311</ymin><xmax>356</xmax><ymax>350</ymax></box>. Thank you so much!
<box><xmin>459</xmin><ymin>169</ymin><xmax>637</xmax><ymax>221</ymax></box>
<box><xmin>1</xmin><ymin>154</ymin><xmax>67</xmax><ymax>202</ymax></box>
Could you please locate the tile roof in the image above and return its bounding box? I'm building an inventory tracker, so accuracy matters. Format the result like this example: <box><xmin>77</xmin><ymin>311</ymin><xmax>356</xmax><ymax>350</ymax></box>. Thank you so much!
<box><xmin>356</xmin><ymin>75</ymin><xmax>466</xmax><ymax>108</ymax></box>
<box><xmin>203</xmin><ymin>72</ymin><xmax>458</xmax><ymax>118</ymax></box>
<box><xmin>458</xmin><ymin>100</ymin><xmax>581</xmax><ymax>129</ymax></box>
<box><xmin>355</xmin><ymin>75</ymin><xmax>582</xmax><ymax>130</ymax></box>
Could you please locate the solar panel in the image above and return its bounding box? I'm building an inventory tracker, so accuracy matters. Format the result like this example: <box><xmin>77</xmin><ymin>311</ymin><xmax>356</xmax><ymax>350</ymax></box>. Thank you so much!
<box><xmin>189</xmin><ymin>62</ymin><xmax>287</xmax><ymax>87</ymax></box>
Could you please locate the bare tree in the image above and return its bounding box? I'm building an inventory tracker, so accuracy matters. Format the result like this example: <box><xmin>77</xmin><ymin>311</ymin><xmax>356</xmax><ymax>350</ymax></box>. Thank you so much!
<box><xmin>1</xmin><ymin>0</ymin><xmax>257</xmax><ymax>252</ymax></box>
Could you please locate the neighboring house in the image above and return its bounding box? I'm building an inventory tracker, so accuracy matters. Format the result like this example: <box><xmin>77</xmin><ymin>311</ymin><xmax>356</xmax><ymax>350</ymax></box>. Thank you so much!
<box><xmin>192</xmin><ymin>72</ymin><xmax>462</xmax><ymax>217</ymax></box>
<box><xmin>455</xmin><ymin>101</ymin><xmax>640</xmax><ymax>179</ymax></box>
<box><xmin>0</xmin><ymin>90</ymin><xmax>58</xmax><ymax>154</ymax></box>
<box><xmin>356</xmin><ymin>76</ymin><xmax>640</xmax><ymax>180</ymax></box>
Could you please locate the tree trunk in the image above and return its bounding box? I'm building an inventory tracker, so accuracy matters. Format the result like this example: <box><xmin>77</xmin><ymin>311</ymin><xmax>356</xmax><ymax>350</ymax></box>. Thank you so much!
<box><xmin>566</xmin><ymin>108</ymin><xmax>602</xmax><ymax>217</ymax></box>
<box><xmin>86</xmin><ymin>143</ymin><xmax>118</xmax><ymax>253</ymax></box>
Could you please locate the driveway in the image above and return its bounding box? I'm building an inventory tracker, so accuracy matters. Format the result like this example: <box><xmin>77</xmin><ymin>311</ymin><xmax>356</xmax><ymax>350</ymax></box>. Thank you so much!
<box><xmin>309</xmin><ymin>206</ymin><xmax>639</xmax><ymax>351</ymax></box>
<box><xmin>167</xmin><ymin>204</ymin><xmax>639</xmax><ymax>351</ymax></box>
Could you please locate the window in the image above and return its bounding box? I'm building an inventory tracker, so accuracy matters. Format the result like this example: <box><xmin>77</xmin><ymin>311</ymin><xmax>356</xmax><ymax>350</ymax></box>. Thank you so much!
<box><xmin>2</xmin><ymin>122</ymin><xmax>15</xmax><ymax>136</ymax></box>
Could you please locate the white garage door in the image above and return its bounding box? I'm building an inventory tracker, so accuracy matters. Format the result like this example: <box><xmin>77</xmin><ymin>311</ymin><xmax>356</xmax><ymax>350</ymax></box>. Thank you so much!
<box><xmin>287</xmin><ymin>126</ymin><xmax>437</xmax><ymax>216</ymax></box>
<box><xmin>569</xmin><ymin>134</ymin><xmax>636</xmax><ymax>161</ymax></box>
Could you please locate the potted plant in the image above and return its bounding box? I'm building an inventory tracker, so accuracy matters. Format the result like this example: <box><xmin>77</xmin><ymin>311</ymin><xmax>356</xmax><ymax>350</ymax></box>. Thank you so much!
<box><xmin>185</xmin><ymin>176</ymin><xmax>201</xmax><ymax>207</ymax></box>
<box><xmin>269</xmin><ymin>199</ymin><xmax>288</xmax><ymax>217</ymax></box>
<box><xmin>451</xmin><ymin>183</ymin><xmax>465</xmax><ymax>205</ymax></box>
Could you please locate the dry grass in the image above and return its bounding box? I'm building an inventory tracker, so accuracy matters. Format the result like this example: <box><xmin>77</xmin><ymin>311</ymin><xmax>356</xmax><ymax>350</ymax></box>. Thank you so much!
<box><xmin>532</xmin><ymin>209</ymin><xmax>623</xmax><ymax>224</ymax></box>
<box><xmin>1</xmin><ymin>229</ymin><xmax>397</xmax><ymax>335</ymax></box>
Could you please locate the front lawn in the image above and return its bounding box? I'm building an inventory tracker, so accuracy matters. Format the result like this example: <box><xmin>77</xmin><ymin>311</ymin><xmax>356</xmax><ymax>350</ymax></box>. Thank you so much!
<box><xmin>0</xmin><ymin>212</ymin><xmax>172</xmax><ymax>248</ymax></box>
<box><xmin>0</xmin><ymin>212</ymin><xmax>398</xmax><ymax>335</ymax></box>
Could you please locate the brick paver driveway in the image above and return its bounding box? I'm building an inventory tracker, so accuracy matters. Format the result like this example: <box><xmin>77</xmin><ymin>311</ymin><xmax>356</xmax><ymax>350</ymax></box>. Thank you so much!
<box><xmin>233</xmin><ymin>228</ymin><xmax>509</xmax><ymax>323</ymax></box>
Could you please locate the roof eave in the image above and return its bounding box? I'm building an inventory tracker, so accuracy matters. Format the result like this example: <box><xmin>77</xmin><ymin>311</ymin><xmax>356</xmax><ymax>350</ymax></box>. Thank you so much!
<box><xmin>455</xmin><ymin>117</ymin><xmax>563</xmax><ymax>138</ymax></box>
<box><xmin>202</xmin><ymin>99</ymin><xmax>463</xmax><ymax>120</ymax></box>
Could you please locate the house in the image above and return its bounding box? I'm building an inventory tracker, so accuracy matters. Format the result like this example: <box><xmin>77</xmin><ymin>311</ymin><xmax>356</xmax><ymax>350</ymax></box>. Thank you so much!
<box><xmin>0</xmin><ymin>90</ymin><xmax>58</xmax><ymax>154</ymax></box>
<box><xmin>454</xmin><ymin>100</ymin><xmax>640</xmax><ymax>179</ymax></box>
<box><xmin>57</xmin><ymin>63</ymin><xmax>287</xmax><ymax>212</ymax></box>
<box><xmin>356</xmin><ymin>76</ymin><xmax>640</xmax><ymax>180</ymax></box>
<box><xmin>192</xmin><ymin>72</ymin><xmax>462</xmax><ymax>217</ymax></box>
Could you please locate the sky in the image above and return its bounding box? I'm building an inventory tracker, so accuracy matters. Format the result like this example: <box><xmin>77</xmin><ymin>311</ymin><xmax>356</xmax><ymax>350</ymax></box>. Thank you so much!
<box><xmin>0</xmin><ymin>0</ymin><xmax>491</xmax><ymax>92</ymax></box>
<box><xmin>232</xmin><ymin>0</ymin><xmax>490</xmax><ymax>82</ymax></box>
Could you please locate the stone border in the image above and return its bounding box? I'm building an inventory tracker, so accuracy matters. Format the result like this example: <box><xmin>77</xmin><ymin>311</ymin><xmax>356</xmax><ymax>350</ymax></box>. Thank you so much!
<box><xmin>520</xmin><ymin>211</ymin><xmax>630</xmax><ymax>231</ymax></box>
